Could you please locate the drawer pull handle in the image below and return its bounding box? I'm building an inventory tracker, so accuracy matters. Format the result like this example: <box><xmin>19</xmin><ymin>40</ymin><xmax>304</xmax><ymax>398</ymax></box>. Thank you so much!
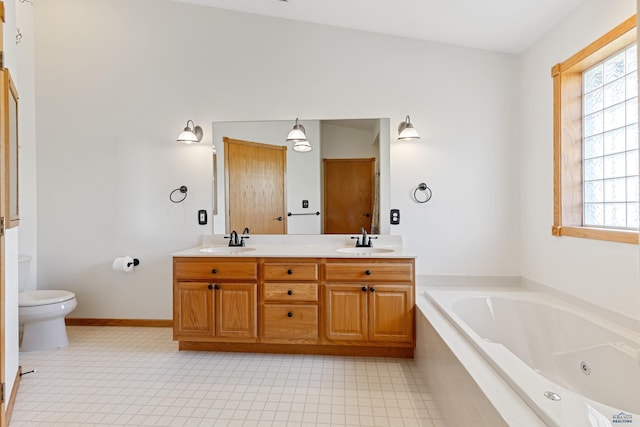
<box><xmin>211</xmin><ymin>269</ymin><xmax>217</xmax><ymax>274</ymax></box>
<box><xmin>287</xmin><ymin>269</ymin><xmax>293</xmax><ymax>275</ymax></box>
<box><xmin>287</xmin><ymin>290</ymin><xmax>293</xmax><ymax>296</ymax></box>
<box><xmin>361</xmin><ymin>286</ymin><xmax>367</xmax><ymax>292</ymax></box>
<box><xmin>370</xmin><ymin>287</ymin><xmax>376</xmax><ymax>292</ymax></box>
<box><xmin>287</xmin><ymin>312</ymin><xmax>293</xmax><ymax>318</ymax></box>
<box><xmin>208</xmin><ymin>284</ymin><xmax>213</xmax><ymax>290</ymax></box>
<box><xmin>214</xmin><ymin>284</ymin><xmax>221</xmax><ymax>290</ymax></box>
<box><xmin>365</xmin><ymin>270</ymin><xmax>372</xmax><ymax>276</ymax></box>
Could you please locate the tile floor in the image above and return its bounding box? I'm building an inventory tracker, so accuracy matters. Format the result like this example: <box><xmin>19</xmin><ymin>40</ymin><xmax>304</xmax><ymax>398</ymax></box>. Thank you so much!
<box><xmin>11</xmin><ymin>327</ymin><xmax>444</xmax><ymax>426</ymax></box>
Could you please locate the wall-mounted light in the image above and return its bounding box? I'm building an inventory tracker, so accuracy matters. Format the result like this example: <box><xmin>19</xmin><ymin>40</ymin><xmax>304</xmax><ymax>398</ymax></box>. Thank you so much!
<box><xmin>286</xmin><ymin>118</ymin><xmax>312</xmax><ymax>152</ymax></box>
<box><xmin>397</xmin><ymin>115</ymin><xmax>420</xmax><ymax>141</ymax></box>
<box><xmin>177</xmin><ymin>120</ymin><xmax>204</xmax><ymax>144</ymax></box>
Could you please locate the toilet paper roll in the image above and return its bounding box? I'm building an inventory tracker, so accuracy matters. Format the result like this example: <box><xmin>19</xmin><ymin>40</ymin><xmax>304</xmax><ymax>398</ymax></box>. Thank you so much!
<box><xmin>112</xmin><ymin>256</ymin><xmax>134</xmax><ymax>273</ymax></box>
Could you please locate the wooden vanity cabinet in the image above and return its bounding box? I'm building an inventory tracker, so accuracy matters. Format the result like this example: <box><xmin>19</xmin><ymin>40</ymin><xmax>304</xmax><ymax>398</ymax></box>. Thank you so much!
<box><xmin>173</xmin><ymin>256</ymin><xmax>415</xmax><ymax>357</ymax></box>
<box><xmin>173</xmin><ymin>258</ymin><xmax>258</xmax><ymax>345</ymax></box>
<box><xmin>260</xmin><ymin>259</ymin><xmax>319</xmax><ymax>344</ymax></box>
<box><xmin>323</xmin><ymin>259</ymin><xmax>415</xmax><ymax>347</ymax></box>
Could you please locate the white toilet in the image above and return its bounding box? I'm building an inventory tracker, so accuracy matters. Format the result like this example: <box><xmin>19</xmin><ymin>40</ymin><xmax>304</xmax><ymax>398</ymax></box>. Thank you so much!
<box><xmin>18</xmin><ymin>255</ymin><xmax>77</xmax><ymax>352</ymax></box>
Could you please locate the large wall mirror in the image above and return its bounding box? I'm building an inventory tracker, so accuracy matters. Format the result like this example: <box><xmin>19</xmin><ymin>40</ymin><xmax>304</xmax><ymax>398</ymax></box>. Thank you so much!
<box><xmin>212</xmin><ymin>118</ymin><xmax>390</xmax><ymax>235</ymax></box>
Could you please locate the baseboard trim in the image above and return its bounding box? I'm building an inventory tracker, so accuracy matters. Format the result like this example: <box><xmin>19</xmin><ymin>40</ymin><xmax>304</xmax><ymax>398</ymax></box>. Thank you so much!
<box><xmin>6</xmin><ymin>366</ymin><xmax>22</xmax><ymax>425</ymax></box>
<box><xmin>178</xmin><ymin>341</ymin><xmax>414</xmax><ymax>358</ymax></box>
<box><xmin>65</xmin><ymin>318</ymin><xmax>172</xmax><ymax>327</ymax></box>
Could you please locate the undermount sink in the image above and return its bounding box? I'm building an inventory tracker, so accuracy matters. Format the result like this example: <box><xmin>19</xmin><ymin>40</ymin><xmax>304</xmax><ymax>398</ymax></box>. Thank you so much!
<box><xmin>336</xmin><ymin>247</ymin><xmax>395</xmax><ymax>255</ymax></box>
<box><xmin>199</xmin><ymin>247</ymin><xmax>256</xmax><ymax>254</ymax></box>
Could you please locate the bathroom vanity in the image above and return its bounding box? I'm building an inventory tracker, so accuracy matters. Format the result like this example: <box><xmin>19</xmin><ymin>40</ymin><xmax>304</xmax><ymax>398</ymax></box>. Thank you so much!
<box><xmin>172</xmin><ymin>235</ymin><xmax>416</xmax><ymax>357</ymax></box>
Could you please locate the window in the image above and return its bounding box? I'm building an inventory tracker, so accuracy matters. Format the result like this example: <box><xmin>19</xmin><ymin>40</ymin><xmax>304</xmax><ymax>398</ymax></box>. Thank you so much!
<box><xmin>552</xmin><ymin>15</ymin><xmax>639</xmax><ymax>244</ymax></box>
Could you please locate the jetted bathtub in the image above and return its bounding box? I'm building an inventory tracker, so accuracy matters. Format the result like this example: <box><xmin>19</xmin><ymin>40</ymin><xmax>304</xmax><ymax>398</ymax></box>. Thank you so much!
<box><xmin>424</xmin><ymin>289</ymin><xmax>640</xmax><ymax>427</ymax></box>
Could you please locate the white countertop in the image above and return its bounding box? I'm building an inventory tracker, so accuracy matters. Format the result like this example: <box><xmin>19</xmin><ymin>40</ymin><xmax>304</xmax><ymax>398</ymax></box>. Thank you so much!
<box><xmin>172</xmin><ymin>234</ymin><xmax>416</xmax><ymax>258</ymax></box>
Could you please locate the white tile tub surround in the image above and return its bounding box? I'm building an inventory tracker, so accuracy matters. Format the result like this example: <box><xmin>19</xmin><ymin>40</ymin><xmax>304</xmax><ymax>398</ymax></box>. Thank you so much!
<box><xmin>417</xmin><ymin>278</ymin><xmax>640</xmax><ymax>427</ymax></box>
<box><xmin>13</xmin><ymin>326</ymin><xmax>443</xmax><ymax>427</ymax></box>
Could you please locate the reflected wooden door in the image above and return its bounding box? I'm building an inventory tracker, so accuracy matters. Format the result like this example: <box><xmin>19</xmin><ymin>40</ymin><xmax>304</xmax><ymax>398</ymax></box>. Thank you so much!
<box><xmin>323</xmin><ymin>158</ymin><xmax>374</xmax><ymax>234</ymax></box>
<box><xmin>224</xmin><ymin>138</ymin><xmax>287</xmax><ymax>234</ymax></box>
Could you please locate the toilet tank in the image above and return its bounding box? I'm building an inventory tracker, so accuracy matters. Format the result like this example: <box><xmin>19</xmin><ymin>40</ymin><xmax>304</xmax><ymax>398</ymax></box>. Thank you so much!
<box><xmin>18</xmin><ymin>255</ymin><xmax>32</xmax><ymax>292</ymax></box>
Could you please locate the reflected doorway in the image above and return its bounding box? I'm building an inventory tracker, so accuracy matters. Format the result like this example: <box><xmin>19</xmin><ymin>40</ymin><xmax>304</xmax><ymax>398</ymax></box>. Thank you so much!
<box><xmin>323</xmin><ymin>158</ymin><xmax>375</xmax><ymax>234</ymax></box>
<box><xmin>224</xmin><ymin>137</ymin><xmax>287</xmax><ymax>234</ymax></box>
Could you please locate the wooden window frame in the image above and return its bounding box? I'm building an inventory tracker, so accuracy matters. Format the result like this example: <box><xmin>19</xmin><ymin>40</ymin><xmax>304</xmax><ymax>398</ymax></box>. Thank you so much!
<box><xmin>552</xmin><ymin>15</ymin><xmax>639</xmax><ymax>244</ymax></box>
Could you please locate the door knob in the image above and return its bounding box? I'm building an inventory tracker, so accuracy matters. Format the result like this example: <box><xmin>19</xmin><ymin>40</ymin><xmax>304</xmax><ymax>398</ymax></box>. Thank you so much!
<box><xmin>275</xmin><ymin>216</ymin><xmax>283</xmax><ymax>221</ymax></box>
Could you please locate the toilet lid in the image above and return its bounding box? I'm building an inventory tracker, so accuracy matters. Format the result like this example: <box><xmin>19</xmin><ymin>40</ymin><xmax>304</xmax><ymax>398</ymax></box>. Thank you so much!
<box><xmin>19</xmin><ymin>290</ymin><xmax>75</xmax><ymax>307</ymax></box>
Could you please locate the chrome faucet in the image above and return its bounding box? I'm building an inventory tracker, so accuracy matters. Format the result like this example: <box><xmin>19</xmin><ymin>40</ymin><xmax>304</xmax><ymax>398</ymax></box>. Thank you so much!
<box><xmin>226</xmin><ymin>230</ymin><xmax>247</xmax><ymax>247</ymax></box>
<box><xmin>351</xmin><ymin>227</ymin><xmax>377</xmax><ymax>248</ymax></box>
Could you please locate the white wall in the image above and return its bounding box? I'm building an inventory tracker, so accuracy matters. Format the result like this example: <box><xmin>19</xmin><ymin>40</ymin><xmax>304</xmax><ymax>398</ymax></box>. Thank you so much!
<box><xmin>520</xmin><ymin>0</ymin><xmax>640</xmax><ymax>320</ymax></box>
<box><xmin>321</xmin><ymin>122</ymin><xmax>378</xmax><ymax>159</ymax></box>
<box><xmin>32</xmin><ymin>0</ymin><xmax>520</xmax><ymax>319</ymax></box>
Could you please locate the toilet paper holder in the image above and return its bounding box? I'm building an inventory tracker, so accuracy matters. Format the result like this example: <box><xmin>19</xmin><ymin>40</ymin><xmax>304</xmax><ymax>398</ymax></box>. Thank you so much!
<box><xmin>112</xmin><ymin>256</ymin><xmax>141</xmax><ymax>273</ymax></box>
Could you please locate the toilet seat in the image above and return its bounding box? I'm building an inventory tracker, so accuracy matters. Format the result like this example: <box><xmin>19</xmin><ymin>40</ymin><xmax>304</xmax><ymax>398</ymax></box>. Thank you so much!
<box><xmin>19</xmin><ymin>290</ymin><xmax>75</xmax><ymax>307</ymax></box>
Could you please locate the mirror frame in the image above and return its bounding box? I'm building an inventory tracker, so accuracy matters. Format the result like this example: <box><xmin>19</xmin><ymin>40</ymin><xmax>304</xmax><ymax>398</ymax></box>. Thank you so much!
<box><xmin>3</xmin><ymin>68</ymin><xmax>18</xmax><ymax>228</ymax></box>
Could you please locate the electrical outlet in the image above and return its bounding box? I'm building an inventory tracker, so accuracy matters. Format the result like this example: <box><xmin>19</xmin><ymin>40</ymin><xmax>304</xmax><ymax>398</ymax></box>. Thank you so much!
<box><xmin>390</xmin><ymin>209</ymin><xmax>400</xmax><ymax>225</ymax></box>
<box><xmin>302</xmin><ymin>200</ymin><xmax>309</xmax><ymax>208</ymax></box>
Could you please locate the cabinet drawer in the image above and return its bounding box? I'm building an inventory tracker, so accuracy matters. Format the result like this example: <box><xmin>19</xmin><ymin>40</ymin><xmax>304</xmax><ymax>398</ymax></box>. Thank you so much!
<box><xmin>174</xmin><ymin>258</ymin><xmax>257</xmax><ymax>280</ymax></box>
<box><xmin>324</xmin><ymin>261</ymin><xmax>413</xmax><ymax>282</ymax></box>
<box><xmin>263</xmin><ymin>263</ymin><xmax>318</xmax><ymax>281</ymax></box>
<box><xmin>262</xmin><ymin>305</ymin><xmax>318</xmax><ymax>339</ymax></box>
<box><xmin>263</xmin><ymin>283</ymin><xmax>318</xmax><ymax>302</ymax></box>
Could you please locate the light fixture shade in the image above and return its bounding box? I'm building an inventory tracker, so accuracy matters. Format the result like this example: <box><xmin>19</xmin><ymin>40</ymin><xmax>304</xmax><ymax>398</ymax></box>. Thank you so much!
<box><xmin>177</xmin><ymin>120</ymin><xmax>204</xmax><ymax>144</ymax></box>
<box><xmin>398</xmin><ymin>115</ymin><xmax>420</xmax><ymax>141</ymax></box>
<box><xmin>286</xmin><ymin>128</ymin><xmax>307</xmax><ymax>142</ymax></box>
<box><xmin>293</xmin><ymin>140</ymin><xmax>312</xmax><ymax>152</ymax></box>
<box><xmin>286</xmin><ymin>118</ymin><xmax>312</xmax><ymax>151</ymax></box>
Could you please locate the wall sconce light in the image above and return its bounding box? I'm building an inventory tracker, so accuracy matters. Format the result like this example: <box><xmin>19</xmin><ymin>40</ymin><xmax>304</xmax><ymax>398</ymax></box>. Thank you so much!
<box><xmin>286</xmin><ymin>118</ymin><xmax>312</xmax><ymax>152</ymax></box>
<box><xmin>177</xmin><ymin>120</ymin><xmax>204</xmax><ymax>144</ymax></box>
<box><xmin>397</xmin><ymin>115</ymin><xmax>420</xmax><ymax>141</ymax></box>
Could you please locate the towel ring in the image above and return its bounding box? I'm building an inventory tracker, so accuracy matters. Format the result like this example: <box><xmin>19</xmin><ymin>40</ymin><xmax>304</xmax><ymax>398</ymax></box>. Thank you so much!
<box><xmin>413</xmin><ymin>183</ymin><xmax>432</xmax><ymax>204</ymax></box>
<box><xmin>170</xmin><ymin>185</ymin><xmax>188</xmax><ymax>203</ymax></box>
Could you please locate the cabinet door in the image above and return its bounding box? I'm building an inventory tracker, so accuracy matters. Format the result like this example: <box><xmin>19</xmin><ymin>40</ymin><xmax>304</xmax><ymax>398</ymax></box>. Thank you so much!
<box><xmin>368</xmin><ymin>284</ymin><xmax>413</xmax><ymax>343</ymax></box>
<box><xmin>324</xmin><ymin>284</ymin><xmax>368</xmax><ymax>342</ymax></box>
<box><xmin>216</xmin><ymin>283</ymin><xmax>257</xmax><ymax>339</ymax></box>
<box><xmin>174</xmin><ymin>282</ymin><xmax>214</xmax><ymax>339</ymax></box>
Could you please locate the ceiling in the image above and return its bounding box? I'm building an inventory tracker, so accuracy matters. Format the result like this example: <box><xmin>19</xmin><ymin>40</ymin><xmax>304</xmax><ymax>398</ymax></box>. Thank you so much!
<box><xmin>171</xmin><ymin>0</ymin><xmax>586</xmax><ymax>54</ymax></box>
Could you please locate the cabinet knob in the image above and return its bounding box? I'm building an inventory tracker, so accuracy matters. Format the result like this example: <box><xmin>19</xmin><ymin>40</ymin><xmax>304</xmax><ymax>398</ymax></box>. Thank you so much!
<box><xmin>370</xmin><ymin>287</ymin><xmax>376</xmax><ymax>292</ymax></box>
<box><xmin>287</xmin><ymin>312</ymin><xmax>293</xmax><ymax>318</ymax></box>
<box><xmin>365</xmin><ymin>270</ymin><xmax>371</xmax><ymax>276</ymax></box>
<box><xmin>211</xmin><ymin>269</ymin><xmax>217</xmax><ymax>274</ymax></box>
<box><xmin>214</xmin><ymin>284</ymin><xmax>221</xmax><ymax>290</ymax></box>
<box><xmin>361</xmin><ymin>286</ymin><xmax>367</xmax><ymax>292</ymax></box>
<box><xmin>208</xmin><ymin>284</ymin><xmax>213</xmax><ymax>290</ymax></box>
<box><xmin>287</xmin><ymin>269</ymin><xmax>293</xmax><ymax>275</ymax></box>
<box><xmin>287</xmin><ymin>290</ymin><xmax>293</xmax><ymax>296</ymax></box>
